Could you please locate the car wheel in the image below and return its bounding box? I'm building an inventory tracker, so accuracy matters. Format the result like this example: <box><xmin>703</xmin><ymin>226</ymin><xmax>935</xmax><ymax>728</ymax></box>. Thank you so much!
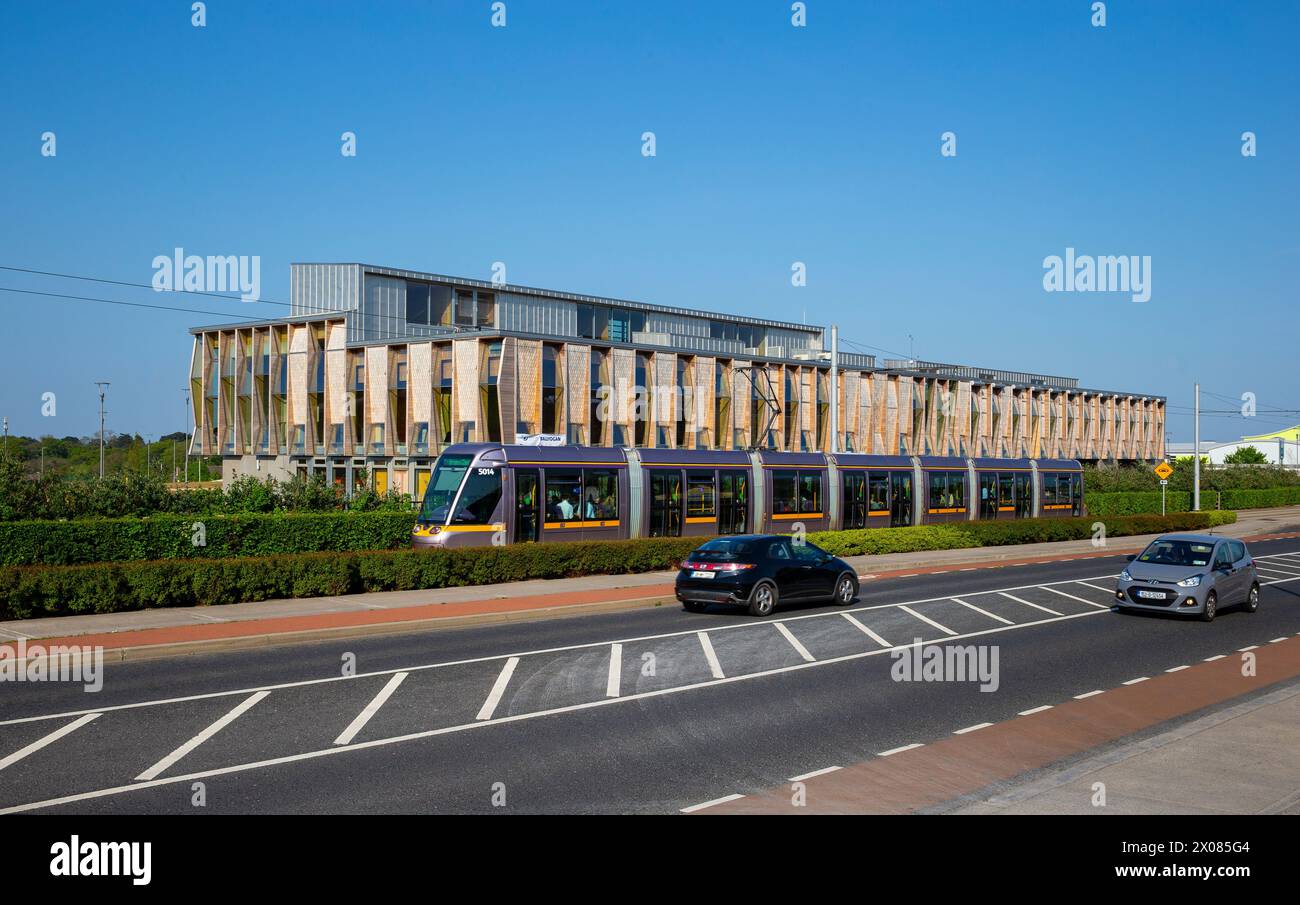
<box><xmin>748</xmin><ymin>581</ymin><xmax>778</xmax><ymax>617</ymax></box>
<box><xmin>1200</xmin><ymin>591</ymin><xmax>1217</xmax><ymax>623</ymax></box>
<box><xmin>833</xmin><ymin>573</ymin><xmax>857</xmax><ymax>605</ymax></box>
<box><xmin>682</xmin><ymin>600</ymin><xmax>707</xmax><ymax>613</ymax></box>
<box><xmin>1244</xmin><ymin>583</ymin><xmax>1259</xmax><ymax>613</ymax></box>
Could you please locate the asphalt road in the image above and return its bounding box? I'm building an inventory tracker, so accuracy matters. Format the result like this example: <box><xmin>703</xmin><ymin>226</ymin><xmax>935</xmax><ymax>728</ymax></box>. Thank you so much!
<box><xmin>3</xmin><ymin>539</ymin><xmax>1300</xmax><ymax>815</ymax></box>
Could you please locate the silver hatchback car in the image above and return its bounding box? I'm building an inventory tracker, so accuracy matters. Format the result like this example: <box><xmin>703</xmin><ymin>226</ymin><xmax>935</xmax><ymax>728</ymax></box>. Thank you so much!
<box><xmin>1114</xmin><ymin>533</ymin><xmax>1259</xmax><ymax>622</ymax></box>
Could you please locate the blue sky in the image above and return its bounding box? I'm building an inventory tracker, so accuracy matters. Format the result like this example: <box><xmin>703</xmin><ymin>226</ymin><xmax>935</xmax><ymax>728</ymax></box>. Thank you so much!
<box><xmin>1</xmin><ymin>0</ymin><xmax>1296</xmax><ymax>443</ymax></box>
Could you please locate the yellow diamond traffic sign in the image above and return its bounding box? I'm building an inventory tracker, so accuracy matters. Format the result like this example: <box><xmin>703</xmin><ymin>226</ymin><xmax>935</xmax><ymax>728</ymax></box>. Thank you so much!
<box><xmin>1154</xmin><ymin>462</ymin><xmax>1174</xmax><ymax>480</ymax></box>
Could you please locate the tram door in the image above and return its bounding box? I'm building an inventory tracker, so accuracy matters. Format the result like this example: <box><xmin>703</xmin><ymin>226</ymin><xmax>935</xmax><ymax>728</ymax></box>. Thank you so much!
<box><xmin>979</xmin><ymin>474</ymin><xmax>997</xmax><ymax>519</ymax></box>
<box><xmin>1015</xmin><ymin>473</ymin><xmax>1033</xmax><ymax>518</ymax></box>
<box><xmin>514</xmin><ymin>469</ymin><xmax>539</xmax><ymax>543</ymax></box>
<box><xmin>889</xmin><ymin>472</ymin><xmax>913</xmax><ymax>527</ymax></box>
<box><xmin>719</xmin><ymin>470</ymin><xmax>749</xmax><ymax>535</ymax></box>
<box><xmin>842</xmin><ymin>472</ymin><xmax>867</xmax><ymax>529</ymax></box>
<box><xmin>649</xmin><ymin>470</ymin><xmax>683</xmax><ymax>537</ymax></box>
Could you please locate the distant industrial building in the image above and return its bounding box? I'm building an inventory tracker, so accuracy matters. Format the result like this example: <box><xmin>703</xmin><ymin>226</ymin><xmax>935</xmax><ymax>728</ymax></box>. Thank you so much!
<box><xmin>187</xmin><ymin>263</ymin><xmax>1167</xmax><ymax>495</ymax></box>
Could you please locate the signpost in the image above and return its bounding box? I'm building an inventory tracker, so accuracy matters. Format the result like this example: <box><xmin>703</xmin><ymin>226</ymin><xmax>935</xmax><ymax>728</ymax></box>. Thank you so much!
<box><xmin>1154</xmin><ymin>461</ymin><xmax>1173</xmax><ymax>514</ymax></box>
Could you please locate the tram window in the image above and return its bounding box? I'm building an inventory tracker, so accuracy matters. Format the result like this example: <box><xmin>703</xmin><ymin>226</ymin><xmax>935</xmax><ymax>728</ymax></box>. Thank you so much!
<box><xmin>928</xmin><ymin>471</ymin><xmax>965</xmax><ymax>509</ymax></box>
<box><xmin>686</xmin><ymin>472</ymin><xmax>716</xmax><ymax>518</ymax></box>
<box><xmin>1042</xmin><ymin>474</ymin><xmax>1059</xmax><ymax>506</ymax></box>
<box><xmin>582</xmin><ymin>469</ymin><xmax>619</xmax><ymax>520</ymax></box>
<box><xmin>799</xmin><ymin>473</ymin><xmax>822</xmax><ymax>513</ymax></box>
<box><xmin>771</xmin><ymin>470</ymin><xmax>798</xmax><ymax>514</ymax></box>
<box><xmin>928</xmin><ymin>472</ymin><xmax>947</xmax><ymax>507</ymax></box>
<box><xmin>869</xmin><ymin>474</ymin><xmax>889</xmax><ymax>513</ymax></box>
<box><xmin>998</xmin><ymin>474</ymin><xmax>1015</xmax><ymax>508</ymax></box>
<box><xmin>450</xmin><ymin>468</ymin><xmax>502</xmax><ymax>525</ymax></box>
<box><xmin>545</xmin><ymin>470</ymin><xmax>583</xmax><ymax>522</ymax></box>
<box><xmin>419</xmin><ymin>454</ymin><xmax>472</xmax><ymax>522</ymax></box>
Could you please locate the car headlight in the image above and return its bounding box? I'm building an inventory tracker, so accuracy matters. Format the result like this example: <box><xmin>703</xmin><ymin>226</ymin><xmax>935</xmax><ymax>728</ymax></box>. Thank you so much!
<box><xmin>1120</xmin><ymin>569</ymin><xmax>1132</xmax><ymax>581</ymax></box>
<box><xmin>1177</xmin><ymin>575</ymin><xmax>1203</xmax><ymax>588</ymax></box>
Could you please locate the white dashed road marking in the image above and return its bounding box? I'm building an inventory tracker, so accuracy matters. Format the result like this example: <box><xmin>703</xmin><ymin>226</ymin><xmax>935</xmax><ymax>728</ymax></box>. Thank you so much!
<box><xmin>136</xmin><ymin>692</ymin><xmax>268</xmax><ymax>782</ymax></box>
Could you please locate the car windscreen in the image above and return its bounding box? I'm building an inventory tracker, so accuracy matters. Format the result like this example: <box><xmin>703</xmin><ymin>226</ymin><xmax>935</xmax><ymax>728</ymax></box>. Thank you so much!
<box><xmin>692</xmin><ymin>538</ymin><xmax>759</xmax><ymax>560</ymax></box>
<box><xmin>1137</xmin><ymin>540</ymin><xmax>1214</xmax><ymax>567</ymax></box>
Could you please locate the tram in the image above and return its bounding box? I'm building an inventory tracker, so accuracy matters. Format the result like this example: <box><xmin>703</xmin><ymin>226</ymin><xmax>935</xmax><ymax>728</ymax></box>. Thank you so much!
<box><xmin>411</xmin><ymin>443</ymin><xmax>1084</xmax><ymax>549</ymax></box>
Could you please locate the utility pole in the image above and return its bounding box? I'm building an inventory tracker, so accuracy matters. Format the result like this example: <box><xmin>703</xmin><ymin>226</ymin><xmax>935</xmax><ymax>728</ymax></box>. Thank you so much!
<box><xmin>828</xmin><ymin>325</ymin><xmax>839</xmax><ymax>454</ymax></box>
<box><xmin>2</xmin><ymin>416</ymin><xmax>7</xmax><ymax>456</ymax></box>
<box><xmin>1193</xmin><ymin>382</ymin><xmax>1201</xmax><ymax>511</ymax></box>
<box><xmin>94</xmin><ymin>381</ymin><xmax>110</xmax><ymax>479</ymax></box>
<box><xmin>183</xmin><ymin>388</ymin><xmax>190</xmax><ymax>486</ymax></box>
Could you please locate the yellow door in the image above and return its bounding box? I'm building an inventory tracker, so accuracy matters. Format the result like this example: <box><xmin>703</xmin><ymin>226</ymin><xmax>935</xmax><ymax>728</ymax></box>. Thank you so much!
<box><xmin>374</xmin><ymin>469</ymin><xmax>388</xmax><ymax>496</ymax></box>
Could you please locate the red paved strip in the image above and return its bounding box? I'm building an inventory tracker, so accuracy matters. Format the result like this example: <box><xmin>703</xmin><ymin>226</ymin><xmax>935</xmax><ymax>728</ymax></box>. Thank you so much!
<box><xmin>2</xmin><ymin>584</ymin><xmax>675</xmax><ymax>652</ymax></box>
<box><xmin>696</xmin><ymin>637</ymin><xmax>1300</xmax><ymax>814</ymax></box>
<box><xmin>4</xmin><ymin>528</ymin><xmax>1296</xmax><ymax>654</ymax></box>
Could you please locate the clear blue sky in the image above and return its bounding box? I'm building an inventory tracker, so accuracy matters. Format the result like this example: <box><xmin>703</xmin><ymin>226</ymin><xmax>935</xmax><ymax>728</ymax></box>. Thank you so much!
<box><xmin>2</xmin><ymin>0</ymin><xmax>1296</xmax><ymax>443</ymax></box>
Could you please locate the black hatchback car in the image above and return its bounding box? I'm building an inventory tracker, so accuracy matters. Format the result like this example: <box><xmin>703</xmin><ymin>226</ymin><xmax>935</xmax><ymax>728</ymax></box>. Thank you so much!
<box><xmin>675</xmin><ymin>535</ymin><xmax>859</xmax><ymax>617</ymax></box>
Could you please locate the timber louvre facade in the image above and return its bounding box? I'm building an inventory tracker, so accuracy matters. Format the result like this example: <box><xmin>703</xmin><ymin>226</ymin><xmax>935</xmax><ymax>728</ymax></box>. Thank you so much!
<box><xmin>188</xmin><ymin>263</ymin><xmax>1166</xmax><ymax>497</ymax></box>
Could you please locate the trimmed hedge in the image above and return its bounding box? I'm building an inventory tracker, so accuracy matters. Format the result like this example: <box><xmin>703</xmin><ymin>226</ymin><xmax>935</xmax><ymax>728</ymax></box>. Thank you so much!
<box><xmin>0</xmin><ymin>511</ymin><xmax>1237</xmax><ymax>620</ymax></box>
<box><xmin>809</xmin><ymin>511</ymin><xmax>1237</xmax><ymax>557</ymax></box>
<box><xmin>1086</xmin><ymin>487</ymin><xmax>1300</xmax><ymax>516</ymax></box>
<box><xmin>0</xmin><ymin>512</ymin><xmax>417</xmax><ymax>566</ymax></box>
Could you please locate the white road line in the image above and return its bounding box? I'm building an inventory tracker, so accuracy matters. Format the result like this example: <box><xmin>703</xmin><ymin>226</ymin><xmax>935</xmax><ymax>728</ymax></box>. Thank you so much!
<box><xmin>1165</xmin><ymin>665</ymin><xmax>1190</xmax><ymax>673</ymax></box>
<box><xmin>1254</xmin><ymin>559</ymin><xmax>1300</xmax><ymax>573</ymax></box>
<box><xmin>1122</xmin><ymin>677</ymin><xmax>1149</xmax><ymax>685</ymax></box>
<box><xmin>1018</xmin><ymin>705</ymin><xmax>1053</xmax><ymax>716</ymax></box>
<box><xmin>774</xmin><ymin>623</ymin><xmax>815</xmax><ymax>662</ymax></box>
<box><xmin>1040</xmin><ymin>585</ymin><xmax>1113</xmax><ymax>609</ymax></box>
<box><xmin>1237</xmin><ymin>646</ymin><xmax>1258</xmax><ymax>652</ymax></box>
<box><xmin>0</xmin><ymin>609</ymin><xmax>1107</xmax><ymax>816</ymax></box>
<box><xmin>333</xmin><ymin>672</ymin><xmax>407</xmax><ymax>746</ymax></box>
<box><xmin>697</xmin><ymin>632</ymin><xmax>725</xmax><ymax>679</ymax></box>
<box><xmin>0</xmin><ymin>713</ymin><xmax>100</xmax><ymax>771</ymax></box>
<box><xmin>1074</xmin><ymin>690</ymin><xmax>1105</xmax><ymax>699</ymax></box>
<box><xmin>950</xmin><ymin>597</ymin><xmax>1013</xmax><ymax>625</ymax></box>
<box><xmin>878</xmin><ymin>743</ymin><xmax>924</xmax><ymax>757</ymax></box>
<box><xmin>841</xmin><ymin>613</ymin><xmax>890</xmax><ymax>647</ymax></box>
<box><xmin>789</xmin><ymin>765</ymin><xmax>841</xmax><ymax>782</ymax></box>
<box><xmin>1075</xmin><ymin>580</ymin><xmax>1116</xmax><ymax>594</ymax></box>
<box><xmin>475</xmin><ymin>657</ymin><xmax>519</xmax><ymax>721</ymax></box>
<box><xmin>954</xmin><ymin>722</ymin><xmax>993</xmax><ymax>735</ymax></box>
<box><xmin>1270</xmin><ymin>637</ymin><xmax>1289</xmax><ymax>644</ymax></box>
<box><xmin>1</xmin><ymin>571</ymin><xmax>1125</xmax><ymax>729</ymax></box>
<box><xmin>898</xmin><ymin>605</ymin><xmax>956</xmax><ymax>636</ymax></box>
<box><xmin>681</xmin><ymin>793</ymin><xmax>745</xmax><ymax>813</ymax></box>
<box><xmin>1262</xmin><ymin>575</ymin><xmax>1300</xmax><ymax>586</ymax></box>
<box><xmin>135</xmin><ymin>692</ymin><xmax>268</xmax><ymax>782</ymax></box>
<box><xmin>1204</xmin><ymin>655</ymin><xmax>1226</xmax><ymax>662</ymax></box>
<box><xmin>998</xmin><ymin>592</ymin><xmax>1062</xmax><ymax>617</ymax></box>
<box><xmin>605</xmin><ymin>644</ymin><xmax>623</xmax><ymax>698</ymax></box>
<box><xmin>1253</xmin><ymin>567</ymin><xmax>1299</xmax><ymax>578</ymax></box>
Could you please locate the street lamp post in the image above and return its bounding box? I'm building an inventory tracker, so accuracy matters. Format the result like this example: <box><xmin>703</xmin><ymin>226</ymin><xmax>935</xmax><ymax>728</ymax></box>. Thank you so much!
<box><xmin>94</xmin><ymin>381</ymin><xmax>110</xmax><ymax>479</ymax></box>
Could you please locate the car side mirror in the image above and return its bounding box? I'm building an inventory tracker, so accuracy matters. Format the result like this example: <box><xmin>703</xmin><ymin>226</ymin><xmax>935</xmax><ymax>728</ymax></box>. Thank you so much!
<box><xmin>1124</xmin><ymin>554</ymin><xmax>1136</xmax><ymax>562</ymax></box>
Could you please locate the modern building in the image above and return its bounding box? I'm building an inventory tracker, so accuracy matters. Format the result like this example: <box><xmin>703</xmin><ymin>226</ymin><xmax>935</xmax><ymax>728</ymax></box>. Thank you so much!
<box><xmin>187</xmin><ymin>263</ymin><xmax>1167</xmax><ymax>497</ymax></box>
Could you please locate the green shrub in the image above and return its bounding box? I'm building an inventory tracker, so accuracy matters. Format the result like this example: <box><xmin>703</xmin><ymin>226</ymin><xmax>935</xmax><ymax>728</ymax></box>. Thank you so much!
<box><xmin>0</xmin><ymin>512</ymin><xmax>418</xmax><ymax>566</ymax></box>
<box><xmin>0</xmin><ymin>511</ymin><xmax>1239</xmax><ymax>620</ymax></box>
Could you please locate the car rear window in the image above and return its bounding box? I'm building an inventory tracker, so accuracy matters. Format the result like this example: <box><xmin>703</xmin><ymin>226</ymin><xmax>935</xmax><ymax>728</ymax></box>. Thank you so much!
<box><xmin>1137</xmin><ymin>540</ymin><xmax>1214</xmax><ymax>567</ymax></box>
<box><xmin>693</xmin><ymin>538</ymin><xmax>758</xmax><ymax>559</ymax></box>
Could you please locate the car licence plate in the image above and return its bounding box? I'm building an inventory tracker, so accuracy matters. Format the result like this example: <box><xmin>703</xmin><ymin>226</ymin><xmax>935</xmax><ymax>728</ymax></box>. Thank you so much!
<box><xmin>1136</xmin><ymin>590</ymin><xmax>1165</xmax><ymax>599</ymax></box>
<box><xmin>691</xmin><ymin>571</ymin><xmax>715</xmax><ymax>579</ymax></box>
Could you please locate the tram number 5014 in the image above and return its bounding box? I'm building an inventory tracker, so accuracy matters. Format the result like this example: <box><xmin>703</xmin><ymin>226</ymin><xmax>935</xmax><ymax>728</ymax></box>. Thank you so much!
<box><xmin>477</xmin><ymin>468</ymin><xmax>496</xmax><ymax>476</ymax></box>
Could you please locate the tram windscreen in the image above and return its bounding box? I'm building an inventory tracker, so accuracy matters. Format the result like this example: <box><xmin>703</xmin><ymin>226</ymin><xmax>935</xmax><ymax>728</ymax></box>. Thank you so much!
<box><xmin>419</xmin><ymin>454</ymin><xmax>473</xmax><ymax>523</ymax></box>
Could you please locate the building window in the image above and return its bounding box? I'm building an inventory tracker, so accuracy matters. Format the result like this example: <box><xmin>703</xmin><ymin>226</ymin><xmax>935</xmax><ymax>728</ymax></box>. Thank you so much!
<box><xmin>542</xmin><ymin>345</ymin><xmax>562</xmax><ymax>434</ymax></box>
<box><xmin>406</xmin><ymin>282</ymin><xmax>430</xmax><ymax>325</ymax></box>
<box><xmin>431</xmin><ymin>284</ymin><xmax>453</xmax><ymax>326</ymax></box>
<box><xmin>590</xmin><ymin>350</ymin><xmax>607</xmax><ymax>446</ymax></box>
<box><xmin>455</xmin><ymin>288</ymin><xmax>475</xmax><ymax>326</ymax></box>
